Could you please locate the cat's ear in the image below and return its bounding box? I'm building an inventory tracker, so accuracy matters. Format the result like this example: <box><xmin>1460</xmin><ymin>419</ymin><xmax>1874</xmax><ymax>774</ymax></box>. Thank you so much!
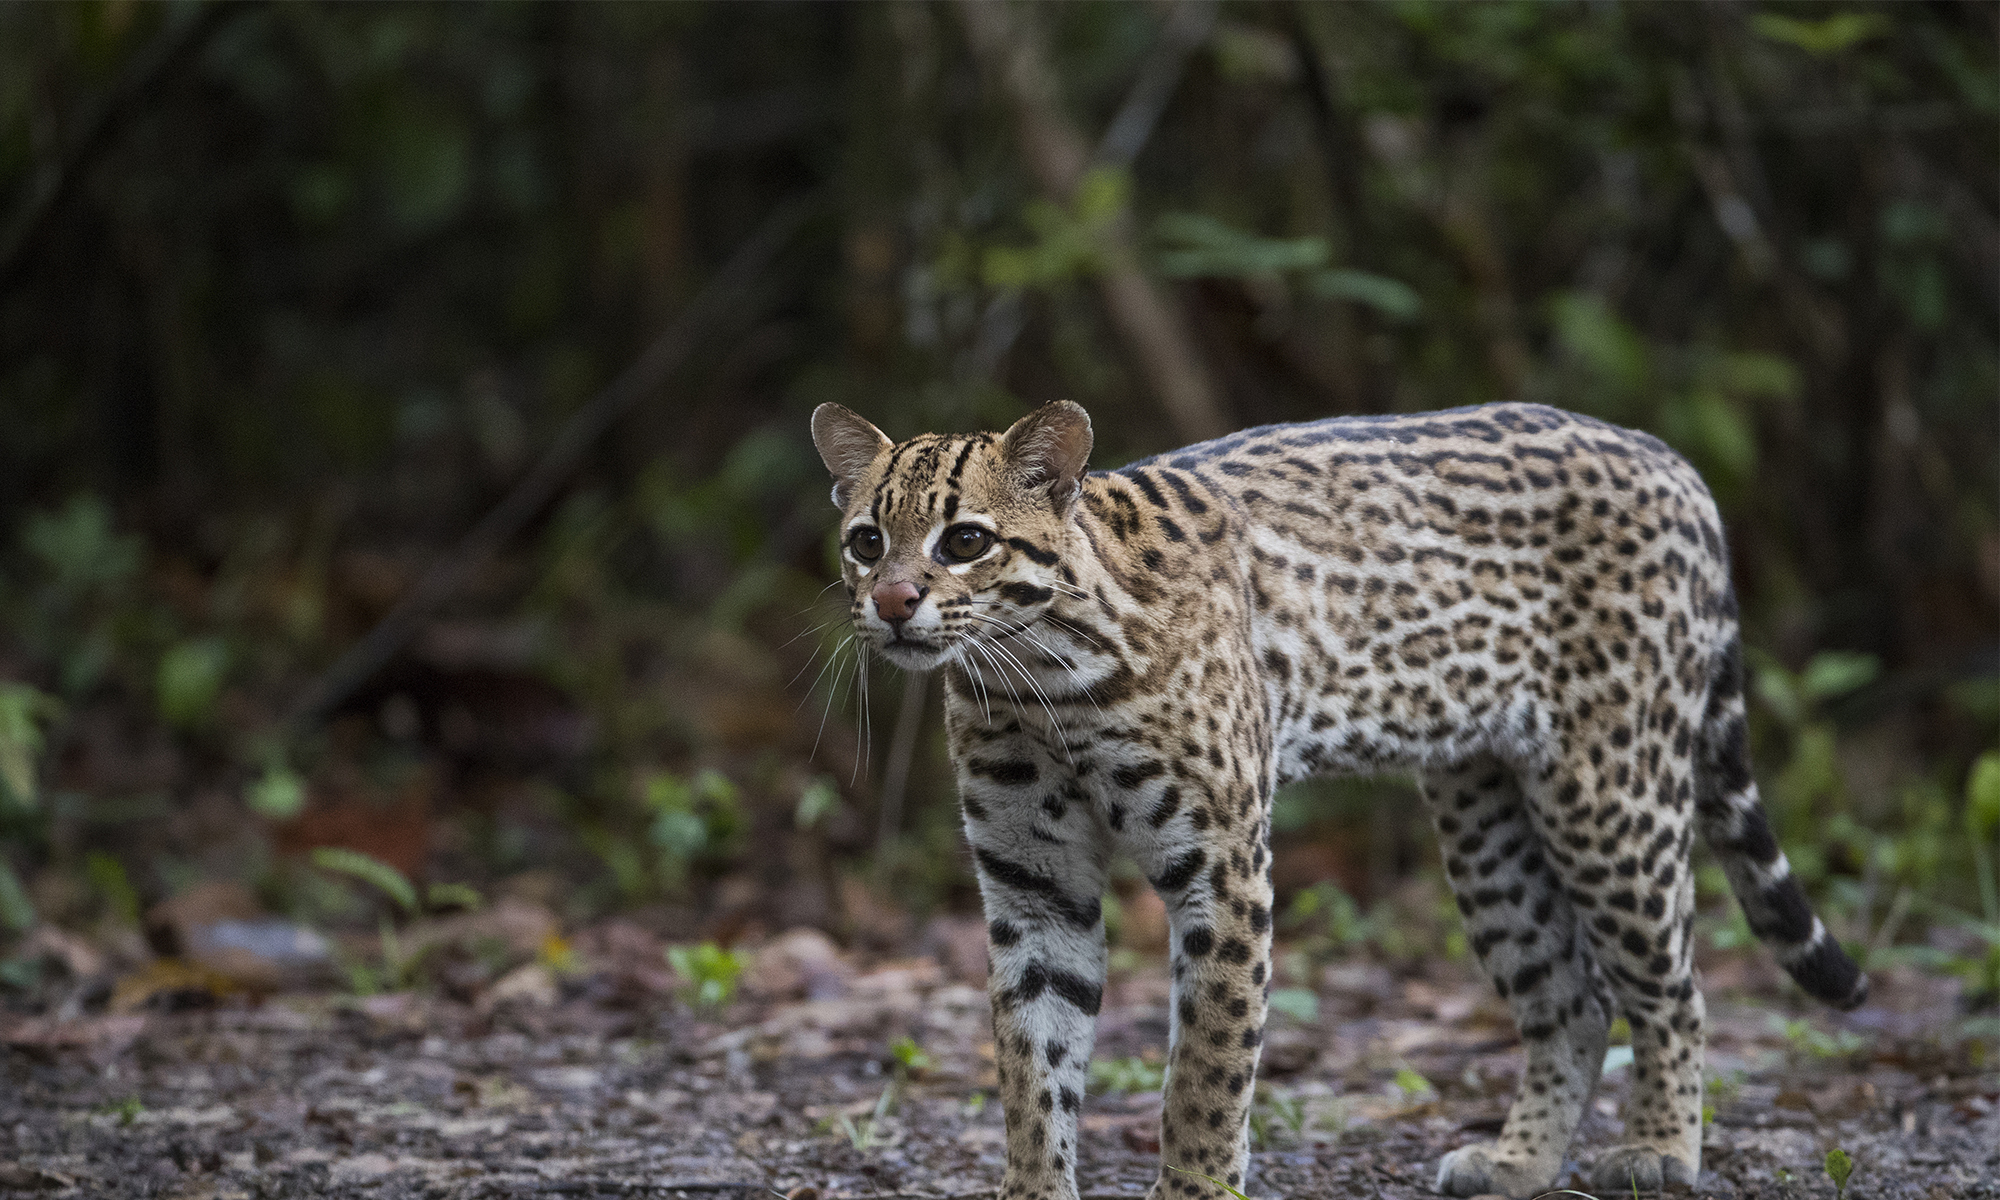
<box><xmin>1001</xmin><ymin>401</ymin><xmax>1093</xmax><ymax>514</ymax></box>
<box><xmin>812</xmin><ymin>404</ymin><xmax>892</xmax><ymax>509</ymax></box>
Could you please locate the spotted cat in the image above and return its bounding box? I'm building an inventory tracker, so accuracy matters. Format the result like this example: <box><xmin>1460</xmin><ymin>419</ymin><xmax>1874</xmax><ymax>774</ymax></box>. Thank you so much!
<box><xmin>810</xmin><ymin>400</ymin><xmax>1865</xmax><ymax>1200</ymax></box>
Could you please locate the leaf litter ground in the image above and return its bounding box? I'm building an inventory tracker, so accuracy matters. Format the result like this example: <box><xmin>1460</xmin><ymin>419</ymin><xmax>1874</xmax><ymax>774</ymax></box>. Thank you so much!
<box><xmin>3</xmin><ymin>927</ymin><xmax>1995</xmax><ymax>1200</ymax></box>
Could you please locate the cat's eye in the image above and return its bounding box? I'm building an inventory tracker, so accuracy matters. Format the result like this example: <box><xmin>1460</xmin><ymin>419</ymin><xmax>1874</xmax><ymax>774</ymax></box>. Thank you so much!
<box><xmin>848</xmin><ymin>527</ymin><xmax>884</xmax><ymax>563</ymax></box>
<box><xmin>942</xmin><ymin>525</ymin><xmax>994</xmax><ymax>562</ymax></box>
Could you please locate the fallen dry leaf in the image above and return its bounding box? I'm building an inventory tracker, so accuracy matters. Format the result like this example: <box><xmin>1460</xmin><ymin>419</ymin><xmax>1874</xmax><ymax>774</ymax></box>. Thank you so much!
<box><xmin>111</xmin><ymin>958</ymin><xmax>242</xmax><ymax>1013</ymax></box>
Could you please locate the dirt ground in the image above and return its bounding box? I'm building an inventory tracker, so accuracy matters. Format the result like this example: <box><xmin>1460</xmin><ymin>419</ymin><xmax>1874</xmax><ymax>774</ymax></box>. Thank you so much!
<box><xmin>4</xmin><ymin>925</ymin><xmax>1996</xmax><ymax>1200</ymax></box>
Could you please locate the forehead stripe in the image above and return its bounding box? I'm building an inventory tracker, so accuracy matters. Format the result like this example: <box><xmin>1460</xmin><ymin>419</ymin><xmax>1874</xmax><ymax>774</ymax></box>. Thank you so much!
<box><xmin>870</xmin><ymin>438</ymin><xmax>923</xmax><ymax>519</ymax></box>
<box><xmin>947</xmin><ymin>438</ymin><xmax>979</xmax><ymax>484</ymax></box>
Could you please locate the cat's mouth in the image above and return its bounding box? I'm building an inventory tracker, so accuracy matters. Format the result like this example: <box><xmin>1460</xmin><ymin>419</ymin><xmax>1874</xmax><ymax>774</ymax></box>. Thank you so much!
<box><xmin>875</xmin><ymin>632</ymin><xmax>949</xmax><ymax>670</ymax></box>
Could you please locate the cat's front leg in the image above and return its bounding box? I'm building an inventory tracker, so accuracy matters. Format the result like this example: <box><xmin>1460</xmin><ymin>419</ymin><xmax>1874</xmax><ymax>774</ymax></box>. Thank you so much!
<box><xmin>1130</xmin><ymin>779</ymin><xmax>1274</xmax><ymax>1200</ymax></box>
<box><xmin>960</xmin><ymin>744</ymin><xmax>1109</xmax><ymax>1200</ymax></box>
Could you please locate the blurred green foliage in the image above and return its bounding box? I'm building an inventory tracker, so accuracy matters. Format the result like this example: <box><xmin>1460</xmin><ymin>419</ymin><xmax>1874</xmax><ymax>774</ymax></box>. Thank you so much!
<box><xmin>0</xmin><ymin>2</ymin><xmax>1989</xmax><ymax>980</ymax></box>
<box><xmin>667</xmin><ymin>940</ymin><xmax>747</xmax><ymax>1010</ymax></box>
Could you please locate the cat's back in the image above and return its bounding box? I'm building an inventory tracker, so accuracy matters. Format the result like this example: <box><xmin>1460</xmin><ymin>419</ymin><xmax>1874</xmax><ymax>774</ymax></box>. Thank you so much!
<box><xmin>1110</xmin><ymin>402</ymin><xmax>1720</xmax><ymax>558</ymax></box>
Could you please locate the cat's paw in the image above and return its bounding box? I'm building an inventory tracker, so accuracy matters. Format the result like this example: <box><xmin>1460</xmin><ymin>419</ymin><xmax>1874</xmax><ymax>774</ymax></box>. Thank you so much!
<box><xmin>1587</xmin><ymin>1146</ymin><xmax>1697</xmax><ymax>1194</ymax></box>
<box><xmin>1432</xmin><ymin>1143</ymin><xmax>1553</xmax><ymax>1198</ymax></box>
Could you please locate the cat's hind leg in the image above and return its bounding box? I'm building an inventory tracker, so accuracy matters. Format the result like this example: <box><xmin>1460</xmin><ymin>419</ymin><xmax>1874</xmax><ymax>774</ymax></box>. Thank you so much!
<box><xmin>1421</xmin><ymin>755</ymin><xmax>1613</xmax><ymax>1198</ymax></box>
<box><xmin>1521</xmin><ymin>743</ymin><xmax>1706</xmax><ymax>1194</ymax></box>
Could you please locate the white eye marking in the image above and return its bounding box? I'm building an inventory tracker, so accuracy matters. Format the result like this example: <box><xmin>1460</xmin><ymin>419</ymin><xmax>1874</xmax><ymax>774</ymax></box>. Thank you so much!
<box><xmin>842</xmin><ymin>520</ymin><xmax>886</xmax><ymax>570</ymax></box>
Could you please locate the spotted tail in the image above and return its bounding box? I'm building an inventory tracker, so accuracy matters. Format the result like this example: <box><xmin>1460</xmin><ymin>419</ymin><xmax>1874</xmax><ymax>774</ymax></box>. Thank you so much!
<box><xmin>1694</xmin><ymin>636</ymin><xmax>1869</xmax><ymax>1010</ymax></box>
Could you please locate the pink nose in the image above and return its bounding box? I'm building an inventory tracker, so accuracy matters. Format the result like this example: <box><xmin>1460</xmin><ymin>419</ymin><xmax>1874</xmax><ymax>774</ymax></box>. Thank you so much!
<box><xmin>873</xmin><ymin>580</ymin><xmax>925</xmax><ymax>622</ymax></box>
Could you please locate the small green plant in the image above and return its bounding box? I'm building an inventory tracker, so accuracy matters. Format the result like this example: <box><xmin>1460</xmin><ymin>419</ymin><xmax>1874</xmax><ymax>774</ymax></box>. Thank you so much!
<box><xmin>888</xmin><ymin>1035</ymin><xmax>932</xmax><ymax>1074</ymax></box>
<box><xmin>1952</xmin><ymin>751</ymin><xmax>2000</xmax><ymax>997</ymax></box>
<box><xmin>1824</xmin><ymin>1146</ymin><xmax>1855</xmax><ymax>1198</ymax></box>
<box><xmin>1773</xmin><ymin>1015</ymin><xmax>1869</xmax><ymax>1062</ymax></box>
<box><xmin>1283</xmin><ymin>880</ymin><xmax>1408</xmax><ymax>961</ymax></box>
<box><xmin>310</xmin><ymin>847</ymin><xmax>418</xmax><ymax>914</ymax></box>
<box><xmin>795</xmin><ymin>776</ymin><xmax>840</xmax><ymax>829</ymax></box>
<box><xmin>85</xmin><ymin>851</ymin><xmax>141</xmax><ymax>926</ymax></box>
<box><xmin>96</xmin><ymin>1095</ymin><xmax>144</xmax><ymax>1127</ymax></box>
<box><xmin>1265</xmin><ymin>987</ymin><xmax>1318</xmax><ymax>1023</ymax></box>
<box><xmin>1088</xmin><ymin>1055</ymin><xmax>1166</xmax><ymax>1095</ymax></box>
<box><xmin>246</xmin><ymin>760</ymin><xmax>306</xmax><ymax>820</ymax></box>
<box><xmin>833</xmin><ymin>1080</ymin><xmax>900</xmax><ymax>1152</ymax></box>
<box><xmin>0</xmin><ymin>682</ymin><xmax>60</xmax><ymax>812</ymax></box>
<box><xmin>1392</xmin><ymin>1067</ymin><xmax>1436</xmax><ymax>1101</ymax></box>
<box><xmin>0</xmin><ymin>682</ymin><xmax>60</xmax><ymax>935</ymax></box>
<box><xmin>666</xmin><ymin>941</ymin><xmax>747</xmax><ymax>1009</ymax></box>
<box><xmin>646</xmin><ymin>769</ymin><xmax>744</xmax><ymax>888</ymax></box>
<box><xmin>334</xmin><ymin>917</ymin><xmax>433</xmax><ymax>996</ymax></box>
<box><xmin>1750</xmin><ymin>649</ymin><xmax>1880</xmax><ymax>851</ymax></box>
<box><xmin>1250</xmin><ymin>1086</ymin><xmax>1309</xmax><ymax>1149</ymax></box>
<box><xmin>155</xmin><ymin>637</ymin><xmax>230</xmax><ymax>732</ymax></box>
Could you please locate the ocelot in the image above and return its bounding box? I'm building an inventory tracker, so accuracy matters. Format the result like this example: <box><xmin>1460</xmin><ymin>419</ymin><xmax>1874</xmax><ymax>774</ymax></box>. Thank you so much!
<box><xmin>810</xmin><ymin>400</ymin><xmax>1864</xmax><ymax>1199</ymax></box>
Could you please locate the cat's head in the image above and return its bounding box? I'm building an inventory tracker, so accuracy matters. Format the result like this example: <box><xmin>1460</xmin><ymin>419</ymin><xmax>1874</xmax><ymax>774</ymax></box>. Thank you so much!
<box><xmin>810</xmin><ymin>401</ymin><xmax>1092</xmax><ymax>671</ymax></box>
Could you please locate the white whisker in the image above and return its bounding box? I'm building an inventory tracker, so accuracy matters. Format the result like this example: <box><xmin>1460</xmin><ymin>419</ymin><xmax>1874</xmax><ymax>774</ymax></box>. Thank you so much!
<box><xmin>811</xmin><ymin>640</ymin><xmax>855</xmax><ymax>763</ymax></box>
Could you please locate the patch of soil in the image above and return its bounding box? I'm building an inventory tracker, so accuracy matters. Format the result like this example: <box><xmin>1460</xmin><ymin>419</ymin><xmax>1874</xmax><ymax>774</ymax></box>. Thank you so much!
<box><xmin>3</xmin><ymin>949</ymin><xmax>1995</xmax><ymax>1199</ymax></box>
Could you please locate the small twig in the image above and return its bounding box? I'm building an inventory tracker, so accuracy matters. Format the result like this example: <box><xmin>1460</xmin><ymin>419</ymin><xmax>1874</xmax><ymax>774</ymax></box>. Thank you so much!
<box><xmin>287</xmin><ymin>196</ymin><xmax>814</xmax><ymax>731</ymax></box>
<box><xmin>956</xmin><ymin>0</ymin><xmax>1229</xmax><ymax>443</ymax></box>
<box><xmin>1092</xmin><ymin>0</ymin><xmax>1217</xmax><ymax>171</ymax></box>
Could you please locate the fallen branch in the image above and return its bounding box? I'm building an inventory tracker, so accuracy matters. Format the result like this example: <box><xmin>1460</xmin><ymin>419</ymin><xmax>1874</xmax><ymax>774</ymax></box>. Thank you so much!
<box><xmin>287</xmin><ymin>196</ymin><xmax>814</xmax><ymax>731</ymax></box>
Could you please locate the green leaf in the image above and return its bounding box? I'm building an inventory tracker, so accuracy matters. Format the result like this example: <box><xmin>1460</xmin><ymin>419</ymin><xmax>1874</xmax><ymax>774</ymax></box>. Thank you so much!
<box><xmin>85</xmin><ymin>851</ymin><xmax>140</xmax><ymax>927</ymax></box>
<box><xmin>1754</xmin><ymin>12</ymin><xmax>1887</xmax><ymax>56</ymax></box>
<box><xmin>1717</xmin><ymin>352</ymin><xmax>1801</xmax><ymax>403</ymax></box>
<box><xmin>1801</xmin><ymin>651</ymin><xmax>1880</xmax><ymax>701</ymax></box>
<box><xmin>426</xmin><ymin>881</ymin><xmax>484</xmax><ymax>912</ymax></box>
<box><xmin>1777</xmin><ymin>722</ymin><xmax>1842</xmax><ymax>809</ymax></box>
<box><xmin>0</xmin><ymin>860</ymin><xmax>35</xmax><ymax>933</ymax></box>
<box><xmin>796</xmin><ymin>777</ymin><xmax>840</xmax><ymax>829</ymax></box>
<box><xmin>156</xmin><ymin>638</ymin><xmax>230</xmax><ymax>732</ymax></box>
<box><xmin>311</xmin><ymin>847</ymin><xmax>418</xmax><ymax>915</ymax></box>
<box><xmin>1966</xmin><ymin>751</ymin><xmax>2000</xmax><ymax>841</ymax></box>
<box><xmin>1154</xmin><ymin>212</ymin><xmax>1329</xmax><ymax>279</ymax></box>
<box><xmin>650</xmin><ymin>808</ymin><xmax>708</xmax><ymax>859</ymax></box>
<box><xmin>1306</xmin><ymin>268</ymin><xmax>1421</xmax><ymax>321</ymax></box>
<box><xmin>1088</xmin><ymin>1055</ymin><xmax>1165</xmax><ymax>1094</ymax></box>
<box><xmin>378</xmin><ymin>97</ymin><xmax>470</xmax><ymax>233</ymax></box>
<box><xmin>1686</xmin><ymin>389</ymin><xmax>1757</xmax><ymax>481</ymax></box>
<box><xmin>247</xmin><ymin>763</ymin><xmax>307</xmax><ymax>820</ymax></box>
<box><xmin>1824</xmin><ymin>1146</ymin><xmax>1855</xmax><ymax>1194</ymax></box>
<box><xmin>1073</xmin><ymin>166</ymin><xmax>1132</xmax><ymax>225</ymax></box>
<box><xmin>0</xmin><ymin>682</ymin><xmax>60</xmax><ymax>811</ymax></box>
<box><xmin>1392</xmin><ymin>1067</ymin><xmax>1435</xmax><ymax>1099</ymax></box>
<box><xmin>1752</xmin><ymin>658</ymin><xmax>1804</xmax><ymax>728</ymax></box>
<box><xmin>666</xmin><ymin>942</ymin><xmax>746</xmax><ymax>1008</ymax></box>
<box><xmin>21</xmin><ymin>495</ymin><xmax>140</xmax><ymax>593</ymax></box>
<box><xmin>1266</xmin><ymin>987</ymin><xmax>1319</xmax><ymax>1023</ymax></box>
<box><xmin>888</xmin><ymin>1035</ymin><xmax>932</xmax><ymax>1071</ymax></box>
<box><xmin>1548</xmin><ymin>292</ymin><xmax>1648</xmax><ymax>398</ymax></box>
<box><xmin>1166</xmin><ymin>1166</ymin><xmax>1253</xmax><ymax>1200</ymax></box>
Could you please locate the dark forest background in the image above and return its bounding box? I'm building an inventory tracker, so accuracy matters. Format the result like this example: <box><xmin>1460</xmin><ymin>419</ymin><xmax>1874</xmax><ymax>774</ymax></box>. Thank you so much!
<box><xmin>0</xmin><ymin>1</ymin><xmax>1995</xmax><ymax>1005</ymax></box>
